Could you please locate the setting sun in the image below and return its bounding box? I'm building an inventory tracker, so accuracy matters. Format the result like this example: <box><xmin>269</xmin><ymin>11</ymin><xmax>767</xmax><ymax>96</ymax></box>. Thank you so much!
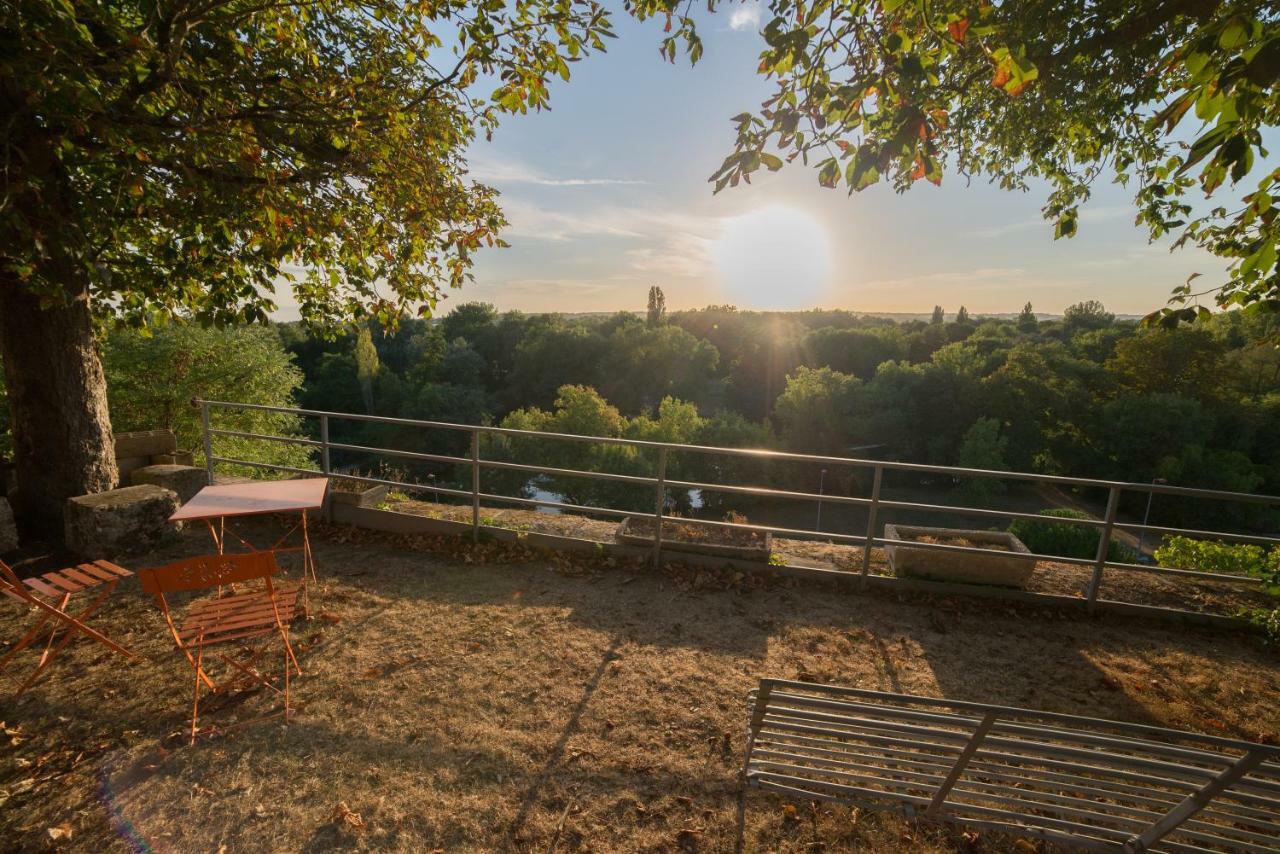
<box><xmin>711</xmin><ymin>205</ymin><xmax>832</xmax><ymax>309</ymax></box>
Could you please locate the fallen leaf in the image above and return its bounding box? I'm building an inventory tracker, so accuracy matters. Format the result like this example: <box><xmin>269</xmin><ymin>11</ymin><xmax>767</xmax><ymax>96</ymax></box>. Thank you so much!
<box><xmin>46</xmin><ymin>824</ymin><xmax>72</xmax><ymax>842</ymax></box>
<box><xmin>331</xmin><ymin>801</ymin><xmax>365</xmax><ymax>832</ymax></box>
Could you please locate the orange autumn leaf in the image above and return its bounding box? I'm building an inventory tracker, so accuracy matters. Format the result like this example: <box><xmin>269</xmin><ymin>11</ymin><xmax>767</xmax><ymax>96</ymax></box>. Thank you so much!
<box><xmin>992</xmin><ymin>65</ymin><xmax>1011</xmax><ymax>89</ymax></box>
<box><xmin>911</xmin><ymin>158</ymin><xmax>926</xmax><ymax>181</ymax></box>
<box><xmin>947</xmin><ymin>18</ymin><xmax>969</xmax><ymax>43</ymax></box>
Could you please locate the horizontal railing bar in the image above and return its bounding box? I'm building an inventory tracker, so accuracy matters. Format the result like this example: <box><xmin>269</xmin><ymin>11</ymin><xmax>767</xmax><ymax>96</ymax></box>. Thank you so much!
<box><xmin>325</xmin><ymin>472</ymin><xmax>474</xmax><ymax>501</ymax></box>
<box><xmin>209</xmin><ymin>428</ymin><xmax>323</xmax><ymax>447</ymax></box>
<box><xmin>475</xmin><ymin>492</ymin><xmax>635</xmax><ymax>520</ymax></box>
<box><xmin>479</xmin><ymin>458</ymin><xmax>658</xmax><ymax>486</ymax></box>
<box><xmin>325</xmin><ymin>440</ymin><xmax>470</xmax><ymax>467</ymax></box>
<box><xmin>653</xmin><ymin>515</ymin><xmax>869</xmax><ymax>547</ymax></box>
<box><xmin>664</xmin><ymin>478</ymin><xmax>873</xmax><ymax>507</ymax></box>
<box><xmin>204</xmin><ymin>454</ymin><xmax>1263</xmax><ymax>585</ymax></box>
<box><xmin>1094</xmin><ymin>559</ymin><xmax>1261</xmax><ymax>584</ymax></box>
<box><xmin>196</xmin><ymin>399</ymin><xmax>1280</xmax><ymax>508</ymax></box>
<box><xmin>874</xmin><ymin>497</ymin><xmax>1106</xmax><ymax>527</ymax></box>
<box><xmin>1111</xmin><ymin>520</ymin><xmax>1280</xmax><ymax>547</ymax></box>
<box><xmin>208</xmin><ymin>457</ymin><xmax>322</xmax><ymax>478</ymax></box>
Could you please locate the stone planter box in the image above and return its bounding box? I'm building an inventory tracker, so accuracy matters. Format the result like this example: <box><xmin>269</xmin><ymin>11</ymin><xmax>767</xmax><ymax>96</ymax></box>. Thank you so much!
<box><xmin>883</xmin><ymin>524</ymin><xmax>1036</xmax><ymax>588</ymax></box>
<box><xmin>329</xmin><ymin>483</ymin><xmax>389</xmax><ymax>508</ymax></box>
<box><xmin>615</xmin><ymin>516</ymin><xmax>772</xmax><ymax>563</ymax></box>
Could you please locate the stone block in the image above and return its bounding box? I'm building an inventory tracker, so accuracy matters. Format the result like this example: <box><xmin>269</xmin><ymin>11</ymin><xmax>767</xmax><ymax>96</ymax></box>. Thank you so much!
<box><xmin>130</xmin><ymin>464</ymin><xmax>208</xmax><ymax>504</ymax></box>
<box><xmin>114</xmin><ymin>429</ymin><xmax>177</xmax><ymax>459</ymax></box>
<box><xmin>64</xmin><ymin>485</ymin><xmax>181</xmax><ymax>558</ymax></box>
<box><xmin>0</xmin><ymin>497</ymin><xmax>18</xmax><ymax>553</ymax></box>
<box><xmin>153</xmin><ymin>450</ymin><xmax>196</xmax><ymax>466</ymax></box>
<box><xmin>116</xmin><ymin>455</ymin><xmax>151</xmax><ymax>482</ymax></box>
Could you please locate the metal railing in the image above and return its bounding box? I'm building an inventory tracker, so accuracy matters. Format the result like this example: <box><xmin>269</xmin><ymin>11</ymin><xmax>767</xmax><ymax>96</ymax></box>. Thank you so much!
<box><xmin>194</xmin><ymin>399</ymin><xmax>1280</xmax><ymax>618</ymax></box>
<box><xmin>744</xmin><ymin>680</ymin><xmax>1280</xmax><ymax>853</ymax></box>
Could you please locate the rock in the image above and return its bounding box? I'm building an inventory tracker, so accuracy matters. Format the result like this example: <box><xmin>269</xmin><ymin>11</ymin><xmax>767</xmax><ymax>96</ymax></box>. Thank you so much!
<box><xmin>113</xmin><ymin>429</ymin><xmax>177</xmax><ymax>459</ymax></box>
<box><xmin>152</xmin><ymin>450</ymin><xmax>195</xmax><ymax>466</ymax></box>
<box><xmin>130</xmin><ymin>464</ymin><xmax>208</xmax><ymax>504</ymax></box>
<box><xmin>115</xmin><ymin>454</ymin><xmax>152</xmax><ymax>483</ymax></box>
<box><xmin>64</xmin><ymin>485</ymin><xmax>181</xmax><ymax>558</ymax></box>
<box><xmin>0</xmin><ymin>497</ymin><xmax>18</xmax><ymax>553</ymax></box>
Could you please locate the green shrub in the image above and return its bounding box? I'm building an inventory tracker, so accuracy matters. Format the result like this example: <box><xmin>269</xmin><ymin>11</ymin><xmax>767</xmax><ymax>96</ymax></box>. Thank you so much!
<box><xmin>1154</xmin><ymin>536</ymin><xmax>1280</xmax><ymax>585</ymax></box>
<box><xmin>1246</xmin><ymin>607</ymin><xmax>1280</xmax><ymax>646</ymax></box>
<box><xmin>1008</xmin><ymin>509</ymin><xmax>1133</xmax><ymax>562</ymax></box>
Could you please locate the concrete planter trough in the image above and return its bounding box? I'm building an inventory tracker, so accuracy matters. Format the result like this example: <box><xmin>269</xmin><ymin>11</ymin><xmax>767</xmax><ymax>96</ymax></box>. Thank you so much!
<box><xmin>883</xmin><ymin>524</ymin><xmax>1037</xmax><ymax>588</ymax></box>
<box><xmin>328</xmin><ymin>482</ymin><xmax>390</xmax><ymax>508</ymax></box>
<box><xmin>616</xmin><ymin>516</ymin><xmax>772</xmax><ymax>563</ymax></box>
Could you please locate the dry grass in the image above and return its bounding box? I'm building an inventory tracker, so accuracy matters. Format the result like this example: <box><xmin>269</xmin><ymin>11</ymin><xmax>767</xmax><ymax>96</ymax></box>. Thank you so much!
<box><xmin>1</xmin><ymin>517</ymin><xmax>1279</xmax><ymax>853</ymax></box>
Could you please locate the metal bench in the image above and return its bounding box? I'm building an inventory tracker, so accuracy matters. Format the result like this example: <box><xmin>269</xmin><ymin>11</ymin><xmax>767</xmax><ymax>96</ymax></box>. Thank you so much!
<box><xmin>744</xmin><ymin>680</ymin><xmax>1280</xmax><ymax>852</ymax></box>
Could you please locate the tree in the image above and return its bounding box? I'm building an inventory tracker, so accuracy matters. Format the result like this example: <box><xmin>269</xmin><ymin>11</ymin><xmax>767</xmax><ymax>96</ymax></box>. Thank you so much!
<box><xmin>1106</xmin><ymin>328</ymin><xmax>1228</xmax><ymax>400</ymax></box>
<box><xmin>956</xmin><ymin>306</ymin><xmax>970</xmax><ymax>324</ymax></box>
<box><xmin>103</xmin><ymin>325</ymin><xmax>311</xmax><ymax>475</ymax></box>
<box><xmin>1063</xmin><ymin>300</ymin><xmax>1116</xmax><ymax>333</ymax></box>
<box><xmin>772</xmin><ymin>367</ymin><xmax>861</xmax><ymax>455</ymax></box>
<box><xmin>931</xmin><ymin>306</ymin><xmax>946</xmax><ymax>325</ymax></box>
<box><xmin>956</xmin><ymin>417</ymin><xmax>1009</xmax><ymax>503</ymax></box>
<box><xmin>638</xmin><ymin>0</ymin><xmax>1280</xmax><ymax>318</ymax></box>
<box><xmin>354</xmin><ymin>326</ymin><xmax>380</xmax><ymax>414</ymax></box>
<box><xmin>0</xmin><ymin>0</ymin><xmax>613</xmax><ymax>535</ymax></box>
<box><xmin>1018</xmin><ymin>302</ymin><xmax>1038</xmax><ymax>333</ymax></box>
<box><xmin>647</xmin><ymin>286</ymin><xmax>667</xmax><ymax>327</ymax></box>
<box><xmin>804</xmin><ymin>326</ymin><xmax>906</xmax><ymax>379</ymax></box>
<box><xmin>440</xmin><ymin>303</ymin><xmax>500</xmax><ymax>350</ymax></box>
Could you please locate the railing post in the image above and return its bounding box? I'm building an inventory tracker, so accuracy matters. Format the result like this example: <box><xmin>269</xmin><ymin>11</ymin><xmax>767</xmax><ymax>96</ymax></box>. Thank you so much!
<box><xmin>470</xmin><ymin>431</ymin><xmax>481</xmax><ymax>542</ymax></box>
<box><xmin>1087</xmin><ymin>486</ymin><xmax>1121</xmax><ymax>610</ymax></box>
<box><xmin>320</xmin><ymin>415</ymin><xmax>332</xmax><ymax>522</ymax></box>
<box><xmin>926</xmin><ymin>710</ymin><xmax>998</xmax><ymax>817</ymax></box>
<box><xmin>860</xmin><ymin>465</ymin><xmax>883</xmax><ymax>589</ymax></box>
<box><xmin>319</xmin><ymin>415</ymin><xmax>331</xmax><ymax>476</ymax></box>
<box><xmin>1123</xmin><ymin>749</ymin><xmax>1267</xmax><ymax>853</ymax></box>
<box><xmin>652</xmin><ymin>447</ymin><xmax>668</xmax><ymax>567</ymax></box>
<box><xmin>199</xmin><ymin>400</ymin><xmax>214</xmax><ymax>486</ymax></box>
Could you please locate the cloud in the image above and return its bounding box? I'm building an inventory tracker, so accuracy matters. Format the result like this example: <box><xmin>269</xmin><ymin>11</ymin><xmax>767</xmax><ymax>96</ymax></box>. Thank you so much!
<box><xmin>859</xmin><ymin>267</ymin><xmax>1033</xmax><ymax>293</ymax></box>
<box><xmin>468</xmin><ymin>155</ymin><xmax>646</xmax><ymax>187</ymax></box>
<box><xmin>971</xmin><ymin>204</ymin><xmax>1132</xmax><ymax>239</ymax></box>
<box><xmin>498</xmin><ymin>197</ymin><xmax>720</xmax><ymax>271</ymax></box>
<box><xmin>728</xmin><ymin>2</ymin><xmax>762</xmax><ymax>31</ymax></box>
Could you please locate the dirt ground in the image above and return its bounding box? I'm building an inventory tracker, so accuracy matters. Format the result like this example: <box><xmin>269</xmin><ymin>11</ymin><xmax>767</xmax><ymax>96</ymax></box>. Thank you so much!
<box><xmin>389</xmin><ymin>499</ymin><xmax>1276</xmax><ymax>617</ymax></box>
<box><xmin>1</xmin><ymin>517</ymin><xmax>1278</xmax><ymax>853</ymax></box>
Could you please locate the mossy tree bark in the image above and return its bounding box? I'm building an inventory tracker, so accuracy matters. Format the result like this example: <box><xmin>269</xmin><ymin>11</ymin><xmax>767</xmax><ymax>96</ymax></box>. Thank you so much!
<box><xmin>0</xmin><ymin>272</ymin><xmax>116</xmax><ymax>539</ymax></box>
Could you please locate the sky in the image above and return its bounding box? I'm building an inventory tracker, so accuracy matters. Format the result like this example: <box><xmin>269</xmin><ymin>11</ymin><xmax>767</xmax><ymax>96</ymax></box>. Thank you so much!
<box><xmin>446</xmin><ymin>7</ymin><xmax>1229</xmax><ymax>319</ymax></box>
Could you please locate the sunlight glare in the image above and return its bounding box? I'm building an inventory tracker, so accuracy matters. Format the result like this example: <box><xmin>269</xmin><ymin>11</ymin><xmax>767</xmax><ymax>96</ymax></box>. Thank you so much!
<box><xmin>711</xmin><ymin>206</ymin><xmax>832</xmax><ymax>309</ymax></box>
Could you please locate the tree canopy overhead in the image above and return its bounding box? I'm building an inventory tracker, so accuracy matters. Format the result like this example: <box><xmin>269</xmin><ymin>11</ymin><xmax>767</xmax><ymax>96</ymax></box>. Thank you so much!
<box><xmin>3</xmin><ymin>0</ymin><xmax>614</xmax><ymax>329</ymax></box>
<box><xmin>630</xmin><ymin>0</ymin><xmax>1280</xmax><ymax>319</ymax></box>
<box><xmin>0</xmin><ymin>0</ymin><xmax>615</xmax><ymax>531</ymax></box>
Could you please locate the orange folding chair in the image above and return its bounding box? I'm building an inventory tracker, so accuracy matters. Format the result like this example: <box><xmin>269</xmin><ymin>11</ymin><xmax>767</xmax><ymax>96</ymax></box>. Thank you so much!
<box><xmin>1</xmin><ymin>558</ymin><xmax>137</xmax><ymax>696</ymax></box>
<box><xmin>138</xmin><ymin>551</ymin><xmax>301</xmax><ymax>744</ymax></box>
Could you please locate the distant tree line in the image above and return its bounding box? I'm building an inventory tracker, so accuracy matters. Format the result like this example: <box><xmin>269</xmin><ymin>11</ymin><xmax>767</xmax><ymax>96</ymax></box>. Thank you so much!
<box><xmin>50</xmin><ymin>293</ymin><xmax>1278</xmax><ymax>530</ymax></box>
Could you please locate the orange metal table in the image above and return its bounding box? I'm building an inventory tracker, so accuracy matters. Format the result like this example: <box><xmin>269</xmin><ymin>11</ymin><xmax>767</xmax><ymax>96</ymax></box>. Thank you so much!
<box><xmin>169</xmin><ymin>478</ymin><xmax>329</xmax><ymax>612</ymax></box>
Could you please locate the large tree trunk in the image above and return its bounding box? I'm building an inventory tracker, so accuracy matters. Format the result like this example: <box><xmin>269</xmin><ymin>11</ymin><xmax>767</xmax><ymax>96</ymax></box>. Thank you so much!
<box><xmin>0</xmin><ymin>273</ymin><xmax>116</xmax><ymax>539</ymax></box>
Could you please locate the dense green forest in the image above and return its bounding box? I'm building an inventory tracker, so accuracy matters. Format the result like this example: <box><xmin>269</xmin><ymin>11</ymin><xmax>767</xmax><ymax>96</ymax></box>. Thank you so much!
<box><xmin>42</xmin><ymin>296</ymin><xmax>1277</xmax><ymax>529</ymax></box>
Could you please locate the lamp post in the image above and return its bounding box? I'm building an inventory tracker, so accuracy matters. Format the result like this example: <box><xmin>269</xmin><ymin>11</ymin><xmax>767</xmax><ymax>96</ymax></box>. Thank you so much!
<box><xmin>1138</xmin><ymin>477</ymin><xmax>1166</xmax><ymax>561</ymax></box>
<box><xmin>816</xmin><ymin>468</ymin><xmax>827</xmax><ymax>532</ymax></box>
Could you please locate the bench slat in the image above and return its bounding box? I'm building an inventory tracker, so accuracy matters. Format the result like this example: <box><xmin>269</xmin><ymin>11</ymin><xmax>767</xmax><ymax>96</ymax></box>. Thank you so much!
<box><xmin>746</xmin><ymin>681</ymin><xmax>1280</xmax><ymax>854</ymax></box>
